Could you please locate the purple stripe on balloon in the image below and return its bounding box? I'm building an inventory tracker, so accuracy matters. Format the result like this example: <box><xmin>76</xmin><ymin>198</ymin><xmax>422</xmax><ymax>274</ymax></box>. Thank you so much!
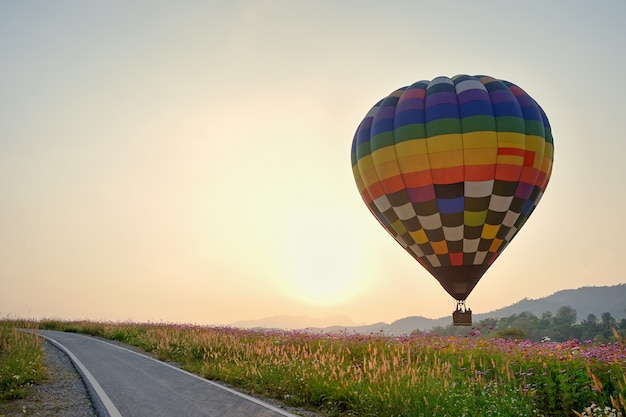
<box><xmin>425</xmin><ymin>92</ymin><xmax>457</xmax><ymax>107</ymax></box>
<box><xmin>457</xmin><ymin>89</ymin><xmax>490</xmax><ymax>104</ymax></box>
<box><xmin>515</xmin><ymin>182</ymin><xmax>534</xmax><ymax>199</ymax></box>
<box><xmin>359</xmin><ymin>117</ymin><xmax>373</xmax><ymax>129</ymax></box>
<box><xmin>375</xmin><ymin>106</ymin><xmax>396</xmax><ymax>118</ymax></box>
<box><xmin>408</xmin><ymin>185</ymin><xmax>436</xmax><ymax>203</ymax></box>
<box><xmin>396</xmin><ymin>97</ymin><xmax>425</xmax><ymax>113</ymax></box>
<box><xmin>515</xmin><ymin>94</ymin><xmax>535</xmax><ymax>107</ymax></box>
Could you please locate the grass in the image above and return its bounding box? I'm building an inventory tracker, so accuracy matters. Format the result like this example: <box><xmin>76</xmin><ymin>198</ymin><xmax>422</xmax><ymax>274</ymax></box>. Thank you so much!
<box><xmin>31</xmin><ymin>319</ymin><xmax>625</xmax><ymax>417</ymax></box>
<box><xmin>0</xmin><ymin>320</ymin><xmax>45</xmax><ymax>402</ymax></box>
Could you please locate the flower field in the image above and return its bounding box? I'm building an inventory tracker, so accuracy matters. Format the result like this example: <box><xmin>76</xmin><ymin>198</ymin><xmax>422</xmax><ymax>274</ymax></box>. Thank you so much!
<box><xmin>33</xmin><ymin>320</ymin><xmax>625</xmax><ymax>417</ymax></box>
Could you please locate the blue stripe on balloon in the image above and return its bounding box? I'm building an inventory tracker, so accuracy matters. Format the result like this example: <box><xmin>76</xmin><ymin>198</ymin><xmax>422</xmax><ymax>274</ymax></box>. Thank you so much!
<box><xmin>491</xmin><ymin>101</ymin><xmax>524</xmax><ymax>118</ymax></box>
<box><xmin>519</xmin><ymin>105</ymin><xmax>543</xmax><ymax>121</ymax></box>
<box><xmin>370</xmin><ymin>104</ymin><xmax>396</xmax><ymax>136</ymax></box>
<box><xmin>371</xmin><ymin>117</ymin><xmax>395</xmax><ymax>136</ymax></box>
<box><xmin>425</xmin><ymin>103</ymin><xmax>460</xmax><ymax>122</ymax></box>
<box><xmin>437</xmin><ymin>197</ymin><xmax>464</xmax><ymax>214</ymax></box>
<box><xmin>539</xmin><ymin>107</ymin><xmax>552</xmax><ymax>132</ymax></box>
<box><xmin>521</xmin><ymin>199</ymin><xmax>536</xmax><ymax>216</ymax></box>
<box><xmin>355</xmin><ymin>117</ymin><xmax>374</xmax><ymax>146</ymax></box>
<box><xmin>396</xmin><ymin>109</ymin><xmax>425</xmax><ymax>127</ymax></box>
<box><xmin>459</xmin><ymin>100</ymin><xmax>494</xmax><ymax>118</ymax></box>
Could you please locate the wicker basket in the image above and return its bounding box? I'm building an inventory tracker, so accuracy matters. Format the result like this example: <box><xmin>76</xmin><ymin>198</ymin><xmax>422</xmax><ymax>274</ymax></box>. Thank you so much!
<box><xmin>452</xmin><ymin>310</ymin><xmax>472</xmax><ymax>326</ymax></box>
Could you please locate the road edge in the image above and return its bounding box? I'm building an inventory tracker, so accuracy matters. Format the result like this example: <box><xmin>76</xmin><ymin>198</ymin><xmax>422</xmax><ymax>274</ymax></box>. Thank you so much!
<box><xmin>35</xmin><ymin>331</ymin><xmax>123</xmax><ymax>417</ymax></box>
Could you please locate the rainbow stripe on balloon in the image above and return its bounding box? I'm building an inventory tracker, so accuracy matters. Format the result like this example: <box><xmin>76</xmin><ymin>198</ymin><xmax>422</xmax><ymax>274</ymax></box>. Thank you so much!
<box><xmin>351</xmin><ymin>75</ymin><xmax>554</xmax><ymax>301</ymax></box>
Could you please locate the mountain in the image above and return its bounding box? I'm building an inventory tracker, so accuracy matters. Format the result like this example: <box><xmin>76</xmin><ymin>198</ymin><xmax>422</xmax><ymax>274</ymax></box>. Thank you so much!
<box><xmin>471</xmin><ymin>284</ymin><xmax>626</xmax><ymax>324</ymax></box>
<box><xmin>231</xmin><ymin>284</ymin><xmax>626</xmax><ymax>335</ymax></box>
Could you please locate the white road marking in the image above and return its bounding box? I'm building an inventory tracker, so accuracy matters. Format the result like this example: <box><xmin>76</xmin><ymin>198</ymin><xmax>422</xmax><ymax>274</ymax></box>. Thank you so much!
<box><xmin>39</xmin><ymin>333</ymin><xmax>123</xmax><ymax>417</ymax></box>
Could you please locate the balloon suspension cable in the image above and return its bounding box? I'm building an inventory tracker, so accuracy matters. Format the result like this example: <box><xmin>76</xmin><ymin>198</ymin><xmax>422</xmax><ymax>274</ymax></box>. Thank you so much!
<box><xmin>452</xmin><ymin>299</ymin><xmax>472</xmax><ymax>326</ymax></box>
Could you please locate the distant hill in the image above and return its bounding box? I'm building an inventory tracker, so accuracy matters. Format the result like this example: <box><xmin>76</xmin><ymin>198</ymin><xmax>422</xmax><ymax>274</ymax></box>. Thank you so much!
<box><xmin>472</xmin><ymin>284</ymin><xmax>626</xmax><ymax>325</ymax></box>
<box><xmin>324</xmin><ymin>284</ymin><xmax>626</xmax><ymax>335</ymax></box>
<box><xmin>232</xmin><ymin>284</ymin><xmax>626</xmax><ymax>335</ymax></box>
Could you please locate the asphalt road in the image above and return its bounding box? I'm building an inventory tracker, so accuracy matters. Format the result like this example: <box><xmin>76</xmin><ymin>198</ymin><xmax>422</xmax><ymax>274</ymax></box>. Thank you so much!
<box><xmin>36</xmin><ymin>330</ymin><xmax>298</xmax><ymax>417</ymax></box>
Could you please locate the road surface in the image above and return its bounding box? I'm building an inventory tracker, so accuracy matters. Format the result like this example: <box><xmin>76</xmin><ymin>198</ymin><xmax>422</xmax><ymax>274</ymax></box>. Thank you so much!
<box><xmin>36</xmin><ymin>330</ymin><xmax>298</xmax><ymax>417</ymax></box>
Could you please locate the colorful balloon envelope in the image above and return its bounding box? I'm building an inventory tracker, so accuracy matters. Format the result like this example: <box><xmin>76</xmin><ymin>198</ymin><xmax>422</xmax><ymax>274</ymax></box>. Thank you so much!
<box><xmin>351</xmin><ymin>75</ymin><xmax>554</xmax><ymax>316</ymax></box>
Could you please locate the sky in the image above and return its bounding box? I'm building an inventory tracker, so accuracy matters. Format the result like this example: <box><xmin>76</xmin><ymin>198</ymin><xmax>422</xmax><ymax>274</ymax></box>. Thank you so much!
<box><xmin>1</xmin><ymin>1</ymin><xmax>625</xmax><ymax>327</ymax></box>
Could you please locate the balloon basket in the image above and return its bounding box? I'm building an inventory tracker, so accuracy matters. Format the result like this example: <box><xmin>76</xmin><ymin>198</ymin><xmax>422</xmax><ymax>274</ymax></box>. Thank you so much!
<box><xmin>452</xmin><ymin>310</ymin><xmax>472</xmax><ymax>326</ymax></box>
<box><xmin>452</xmin><ymin>300</ymin><xmax>472</xmax><ymax>326</ymax></box>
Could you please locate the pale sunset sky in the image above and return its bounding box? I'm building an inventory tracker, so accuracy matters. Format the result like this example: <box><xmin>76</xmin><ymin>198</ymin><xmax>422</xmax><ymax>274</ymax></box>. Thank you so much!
<box><xmin>1</xmin><ymin>1</ymin><xmax>625</xmax><ymax>327</ymax></box>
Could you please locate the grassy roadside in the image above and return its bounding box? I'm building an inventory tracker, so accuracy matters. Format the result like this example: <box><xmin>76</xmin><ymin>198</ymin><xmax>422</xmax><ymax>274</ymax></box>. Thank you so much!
<box><xmin>0</xmin><ymin>320</ymin><xmax>46</xmax><ymax>403</ymax></box>
<box><xmin>34</xmin><ymin>319</ymin><xmax>626</xmax><ymax>417</ymax></box>
<box><xmin>2</xmin><ymin>318</ymin><xmax>624</xmax><ymax>416</ymax></box>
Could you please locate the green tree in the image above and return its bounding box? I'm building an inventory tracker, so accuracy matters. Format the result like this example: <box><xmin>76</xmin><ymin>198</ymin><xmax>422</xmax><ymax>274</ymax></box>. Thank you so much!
<box><xmin>585</xmin><ymin>313</ymin><xmax>598</xmax><ymax>325</ymax></box>
<box><xmin>599</xmin><ymin>312</ymin><xmax>617</xmax><ymax>340</ymax></box>
<box><xmin>550</xmin><ymin>306</ymin><xmax>577</xmax><ymax>341</ymax></box>
<box><xmin>495</xmin><ymin>327</ymin><xmax>527</xmax><ymax>340</ymax></box>
<box><xmin>539</xmin><ymin>311</ymin><xmax>553</xmax><ymax>330</ymax></box>
<box><xmin>554</xmin><ymin>306</ymin><xmax>577</xmax><ymax>326</ymax></box>
<box><xmin>601</xmin><ymin>312</ymin><xmax>616</xmax><ymax>328</ymax></box>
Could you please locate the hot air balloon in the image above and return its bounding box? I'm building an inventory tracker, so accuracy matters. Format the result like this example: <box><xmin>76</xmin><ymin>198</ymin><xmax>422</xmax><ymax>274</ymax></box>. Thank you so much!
<box><xmin>351</xmin><ymin>75</ymin><xmax>553</xmax><ymax>325</ymax></box>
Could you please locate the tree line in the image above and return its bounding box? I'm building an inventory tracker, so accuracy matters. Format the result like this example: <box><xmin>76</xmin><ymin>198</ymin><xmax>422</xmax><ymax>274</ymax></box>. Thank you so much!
<box><xmin>422</xmin><ymin>306</ymin><xmax>626</xmax><ymax>342</ymax></box>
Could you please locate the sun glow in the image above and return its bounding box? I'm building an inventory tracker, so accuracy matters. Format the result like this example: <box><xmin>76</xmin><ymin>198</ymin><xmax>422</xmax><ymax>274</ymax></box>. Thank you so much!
<box><xmin>281</xmin><ymin>206</ymin><xmax>366</xmax><ymax>305</ymax></box>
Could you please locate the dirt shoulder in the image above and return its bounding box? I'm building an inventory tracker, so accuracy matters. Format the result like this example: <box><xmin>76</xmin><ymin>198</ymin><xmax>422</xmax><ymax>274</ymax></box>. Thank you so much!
<box><xmin>0</xmin><ymin>341</ymin><xmax>96</xmax><ymax>417</ymax></box>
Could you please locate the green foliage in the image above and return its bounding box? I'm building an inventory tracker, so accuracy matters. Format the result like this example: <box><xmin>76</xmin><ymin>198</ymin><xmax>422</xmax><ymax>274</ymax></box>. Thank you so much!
<box><xmin>430</xmin><ymin>306</ymin><xmax>626</xmax><ymax>343</ymax></box>
<box><xmin>495</xmin><ymin>327</ymin><xmax>527</xmax><ymax>340</ymax></box>
<box><xmin>0</xmin><ymin>320</ymin><xmax>46</xmax><ymax>402</ymax></box>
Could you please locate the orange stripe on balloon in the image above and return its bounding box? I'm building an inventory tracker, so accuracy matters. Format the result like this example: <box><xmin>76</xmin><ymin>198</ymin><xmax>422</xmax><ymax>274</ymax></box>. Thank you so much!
<box><xmin>464</xmin><ymin>164</ymin><xmax>496</xmax><ymax>181</ymax></box>
<box><xmin>380</xmin><ymin>175</ymin><xmax>406</xmax><ymax>194</ymax></box>
<box><xmin>363</xmin><ymin>182</ymin><xmax>385</xmax><ymax>203</ymax></box>
<box><xmin>495</xmin><ymin>164</ymin><xmax>523</xmax><ymax>181</ymax></box>
<box><xmin>401</xmin><ymin>170</ymin><xmax>434</xmax><ymax>188</ymax></box>
<box><xmin>431</xmin><ymin>166</ymin><xmax>464</xmax><ymax>184</ymax></box>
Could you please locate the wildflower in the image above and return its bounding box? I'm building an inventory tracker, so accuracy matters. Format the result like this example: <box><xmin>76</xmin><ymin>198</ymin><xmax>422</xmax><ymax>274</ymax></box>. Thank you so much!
<box><xmin>574</xmin><ymin>402</ymin><xmax>620</xmax><ymax>417</ymax></box>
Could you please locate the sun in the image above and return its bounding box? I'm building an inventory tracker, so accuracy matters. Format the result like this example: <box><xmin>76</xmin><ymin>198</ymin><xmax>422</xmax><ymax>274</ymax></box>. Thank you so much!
<box><xmin>285</xmin><ymin>238</ymin><xmax>359</xmax><ymax>305</ymax></box>
<box><xmin>281</xmin><ymin>205</ymin><xmax>365</xmax><ymax>305</ymax></box>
